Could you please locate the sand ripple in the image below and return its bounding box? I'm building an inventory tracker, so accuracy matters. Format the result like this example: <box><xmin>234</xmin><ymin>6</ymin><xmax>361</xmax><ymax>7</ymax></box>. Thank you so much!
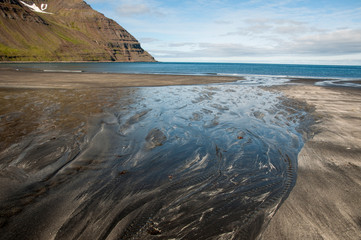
<box><xmin>0</xmin><ymin>83</ymin><xmax>311</xmax><ymax>239</ymax></box>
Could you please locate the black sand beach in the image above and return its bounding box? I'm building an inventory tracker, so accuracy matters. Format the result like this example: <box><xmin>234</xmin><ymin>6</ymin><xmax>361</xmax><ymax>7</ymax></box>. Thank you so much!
<box><xmin>262</xmin><ymin>85</ymin><xmax>361</xmax><ymax>240</ymax></box>
<box><xmin>0</xmin><ymin>70</ymin><xmax>360</xmax><ymax>239</ymax></box>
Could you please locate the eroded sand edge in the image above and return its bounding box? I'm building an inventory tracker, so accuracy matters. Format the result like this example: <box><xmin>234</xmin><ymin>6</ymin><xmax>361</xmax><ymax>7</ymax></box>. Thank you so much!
<box><xmin>262</xmin><ymin>85</ymin><xmax>361</xmax><ymax>240</ymax></box>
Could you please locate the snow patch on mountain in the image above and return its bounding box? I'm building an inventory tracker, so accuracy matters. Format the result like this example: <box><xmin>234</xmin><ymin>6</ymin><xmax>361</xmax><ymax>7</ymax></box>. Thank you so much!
<box><xmin>20</xmin><ymin>1</ymin><xmax>53</xmax><ymax>14</ymax></box>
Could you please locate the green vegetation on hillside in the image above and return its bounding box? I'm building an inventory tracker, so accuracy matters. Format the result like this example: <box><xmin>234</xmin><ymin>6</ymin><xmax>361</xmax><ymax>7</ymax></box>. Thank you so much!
<box><xmin>0</xmin><ymin>0</ymin><xmax>155</xmax><ymax>62</ymax></box>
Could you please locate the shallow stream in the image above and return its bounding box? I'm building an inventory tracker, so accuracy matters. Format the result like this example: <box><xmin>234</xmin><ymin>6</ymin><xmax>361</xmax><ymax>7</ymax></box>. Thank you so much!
<box><xmin>0</xmin><ymin>80</ymin><xmax>312</xmax><ymax>239</ymax></box>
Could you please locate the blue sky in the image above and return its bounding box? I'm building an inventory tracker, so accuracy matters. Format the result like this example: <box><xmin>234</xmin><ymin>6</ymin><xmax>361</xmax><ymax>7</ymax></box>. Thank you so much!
<box><xmin>87</xmin><ymin>0</ymin><xmax>361</xmax><ymax>65</ymax></box>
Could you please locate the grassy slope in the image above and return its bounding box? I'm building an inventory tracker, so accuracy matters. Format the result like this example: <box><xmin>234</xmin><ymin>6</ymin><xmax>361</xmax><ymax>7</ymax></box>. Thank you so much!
<box><xmin>0</xmin><ymin>0</ymin><xmax>154</xmax><ymax>61</ymax></box>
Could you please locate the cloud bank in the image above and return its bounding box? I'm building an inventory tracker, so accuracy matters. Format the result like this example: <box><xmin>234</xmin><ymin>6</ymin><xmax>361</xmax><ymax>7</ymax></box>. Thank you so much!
<box><xmin>87</xmin><ymin>0</ymin><xmax>361</xmax><ymax>65</ymax></box>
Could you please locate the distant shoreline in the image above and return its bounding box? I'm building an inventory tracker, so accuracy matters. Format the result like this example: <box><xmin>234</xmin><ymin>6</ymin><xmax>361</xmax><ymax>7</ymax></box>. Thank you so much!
<box><xmin>1</xmin><ymin>61</ymin><xmax>361</xmax><ymax>67</ymax></box>
<box><xmin>0</xmin><ymin>61</ymin><xmax>159</xmax><ymax>64</ymax></box>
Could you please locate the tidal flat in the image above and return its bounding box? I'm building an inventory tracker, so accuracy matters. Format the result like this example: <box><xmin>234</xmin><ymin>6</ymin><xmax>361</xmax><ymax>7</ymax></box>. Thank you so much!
<box><xmin>0</xmin><ymin>72</ymin><xmax>314</xmax><ymax>239</ymax></box>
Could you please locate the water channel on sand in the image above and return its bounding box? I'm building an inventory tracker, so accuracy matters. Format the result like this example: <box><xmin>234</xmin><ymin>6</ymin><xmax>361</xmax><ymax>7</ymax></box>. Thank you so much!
<box><xmin>0</xmin><ymin>80</ymin><xmax>313</xmax><ymax>239</ymax></box>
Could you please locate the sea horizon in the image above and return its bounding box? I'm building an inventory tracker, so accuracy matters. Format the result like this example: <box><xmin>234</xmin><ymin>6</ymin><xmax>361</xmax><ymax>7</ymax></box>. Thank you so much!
<box><xmin>1</xmin><ymin>61</ymin><xmax>361</xmax><ymax>80</ymax></box>
<box><xmin>2</xmin><ymin>60</ymin><xmax>361</xmax><ymax>67</ymax></box>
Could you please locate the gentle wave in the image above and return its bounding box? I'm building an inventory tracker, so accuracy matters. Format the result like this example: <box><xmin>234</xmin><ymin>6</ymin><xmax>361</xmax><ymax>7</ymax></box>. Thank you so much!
<box><xmin>43</xmin><ymin>69</ymin><xmax>83</xmax><ymax>73</ymax></box>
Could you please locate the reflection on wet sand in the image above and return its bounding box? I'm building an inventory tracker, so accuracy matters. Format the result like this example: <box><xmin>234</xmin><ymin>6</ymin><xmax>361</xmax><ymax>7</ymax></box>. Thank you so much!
<box><xmin>0</xmin><ymin>83</ymin><xmax>311</xmax><ymax>239</ymax></box>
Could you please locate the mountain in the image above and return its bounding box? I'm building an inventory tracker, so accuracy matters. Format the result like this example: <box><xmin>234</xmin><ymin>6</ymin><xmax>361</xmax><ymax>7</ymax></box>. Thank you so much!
<box><xmin>0</xmin><ymin>0</ymin><xmax>156</xmax><ymax>62</ymax></box>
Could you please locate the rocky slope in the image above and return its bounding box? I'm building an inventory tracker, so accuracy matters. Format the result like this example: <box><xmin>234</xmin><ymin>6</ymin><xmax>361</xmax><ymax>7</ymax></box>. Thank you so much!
<box><xmin>0</xmin><ymin>0</ymin><xmax>155</xmax><ymax>62</ymax></box>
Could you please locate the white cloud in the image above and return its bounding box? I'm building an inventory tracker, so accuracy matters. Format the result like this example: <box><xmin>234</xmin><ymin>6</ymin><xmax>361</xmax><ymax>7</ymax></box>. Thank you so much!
<box><xmin>214</xmin><ymin>20</ymin><xmax>232</xmax><ymax>25</ymax></box>
<box><xmin>225</xmin><ymin>18</ymin><xmax>320</xmax><ymax>37</ymax></box>
<box><xmin>168</xmin><ymin>42</ymin><xmax>198</xmax><ymax>48</ymax></box>
<box><xmin>151</xmin><ymin>28</ymin><xmax>361</xmax><ymax>63</ymax></box>
<box><xmin>283</xmin><ymin>29</ymin><xmax>361</xmax><ymax>55</ymax></box>
<box><xmin>151</xmin><ymin>42</ymin><xmax>269</xmax><ymax>59</ymax></box>
<box><xmin>139</xmin><ymin>37</ymin><xmax>160</xmax><ymax>43</ymax></box>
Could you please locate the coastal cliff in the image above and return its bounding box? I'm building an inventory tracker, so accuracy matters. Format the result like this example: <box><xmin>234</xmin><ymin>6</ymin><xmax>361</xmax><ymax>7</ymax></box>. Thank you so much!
<box><xmin>0</xmin><ymin>0</ymin><xmax>156</xmax><ymax>62</ymax></box>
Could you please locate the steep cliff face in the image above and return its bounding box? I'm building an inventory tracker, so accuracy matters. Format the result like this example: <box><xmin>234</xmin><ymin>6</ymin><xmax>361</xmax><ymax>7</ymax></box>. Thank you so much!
<box><xmin>0</xmin><ymin>0</ymin><xmax>156</xmax><ymax>62</ymax></box>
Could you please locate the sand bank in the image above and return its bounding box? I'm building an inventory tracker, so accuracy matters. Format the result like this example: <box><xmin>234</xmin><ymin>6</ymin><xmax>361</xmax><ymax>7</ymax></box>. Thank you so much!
<box><xmin>0</xmin><ymin>69</ymin><xmax>240</xmax><ymax>89</ymax></box>
<box><xmin>262</xmin><ymin>85</ymin><xmax>361</xmax><ymax>240</ymax></box>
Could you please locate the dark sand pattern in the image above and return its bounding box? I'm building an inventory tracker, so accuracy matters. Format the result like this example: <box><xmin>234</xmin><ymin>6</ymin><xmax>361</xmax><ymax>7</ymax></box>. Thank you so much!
<box><xmin>0</xmin><ymin>83</ymin><xmax>310</xmax><ymax>239</ymax></box>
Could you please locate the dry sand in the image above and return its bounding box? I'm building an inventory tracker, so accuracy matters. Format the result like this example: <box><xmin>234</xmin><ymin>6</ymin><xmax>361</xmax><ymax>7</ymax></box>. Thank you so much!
<box><xmin>262</xmin><ymin>85</ymin><xmax>361</xmax><ymax>240</ymax></box>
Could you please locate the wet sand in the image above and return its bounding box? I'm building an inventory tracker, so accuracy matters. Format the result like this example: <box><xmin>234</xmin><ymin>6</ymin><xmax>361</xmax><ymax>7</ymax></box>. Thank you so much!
<box><xmin>1</xmin><ymin>70</ymin><xmax>308</xmax><ymax>239</ymax></box>
<box><xmin>0</xmin><ymin>69</ymin><xmax>240</xmax><ymax>89</ymax></box>
<box><xmin>262</xmin><ymin>85</ymin><xmax>361</xmax><ymax>239</ymax></box>
<box><xmin>1</xmin><ymin>70</ymin><xmax>360</xmax><ymax>239</ymax></box>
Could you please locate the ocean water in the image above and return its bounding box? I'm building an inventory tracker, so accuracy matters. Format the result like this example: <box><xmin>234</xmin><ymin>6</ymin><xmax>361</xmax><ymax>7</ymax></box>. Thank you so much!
<box><xmin>2</xmin><ymin>62</ymin><xmax>361</xmax><ymax>79</ymax></box>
